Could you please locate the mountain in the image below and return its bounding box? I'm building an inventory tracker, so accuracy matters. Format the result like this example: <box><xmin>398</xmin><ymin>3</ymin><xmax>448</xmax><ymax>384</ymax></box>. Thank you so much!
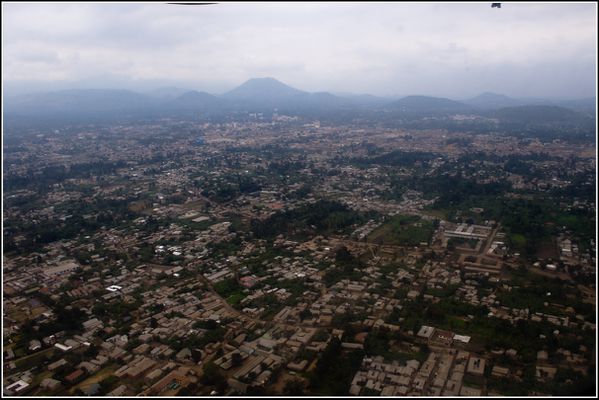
<box><xmin>389</xmin><ymin>95</ymin><xmax>471</xmax><ymax>113</ymax></box>
<box><xmin>222</xmin><ymin>77</ymin><xmax>306</xmax><ymax>101</ymax></box>
<box><xmin>485</xmin><ymin>105</ymin><xmax>596</xmax><ymax>139</ymax></box>
<box><xmin>334</xmin><ymin>92</ymin><xmax>393</xmax><ymax>108</ymax></box>
<box><xmin>307</xmin><ymin>91</ymin><xmax>354</xmax><ymax>109</ymax></box>
<box><xmin>221</xmin><ymin>78</ymin><xmax>353</xmax><ymax>112</ymax></box>
<box><xmin>146</xmin><ymin>86</ymin><xmax>191</xmax><ymax>99</ymax></box>
<box><xmin>4</xmin><ymin>80</ymin><xmax>594</xmax><ymax>131</ymax></box>
<box><xmin>464</xmin><ymin>92</ymin><xmax>524</xmax><ymax>109</ymax></box>
<box><xmin>552</xmin><ymin>97</ymin><xmax>596</xmax><ymax>116</ymax></box>
<box><xmin>163</xmin><ymin>91</ymin><xmax>224</xmax><ymax>116</ymax></box>
<box><xmin>465</xmin><ymin>93</ymin><xmax>597</xmax><ymax>116</ymax></box>
<box><xmin>170</xmin><ymin>91</ymin><xmax>221</xmax><ymax>107</ymax></box>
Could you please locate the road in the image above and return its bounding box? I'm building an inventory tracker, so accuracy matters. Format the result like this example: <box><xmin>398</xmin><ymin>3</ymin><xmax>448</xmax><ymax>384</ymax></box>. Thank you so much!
<box><xmin>479</xmin><ymin>224</ymin><xmax>501</xmax><ymax>256</ymax></box>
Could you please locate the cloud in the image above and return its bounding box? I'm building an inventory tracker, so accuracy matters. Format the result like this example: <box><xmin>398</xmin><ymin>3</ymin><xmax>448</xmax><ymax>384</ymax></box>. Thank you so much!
<box><xmin>2</xmin><ymin>2</ymin><xmax>596</xmax><ymax>98</ymax></box>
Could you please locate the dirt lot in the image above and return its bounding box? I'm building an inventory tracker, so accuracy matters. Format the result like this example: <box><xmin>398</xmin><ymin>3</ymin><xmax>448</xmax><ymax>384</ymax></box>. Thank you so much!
<box><xmin>535</xmin><ymin>238</ymin><xmax>558</xmax><ymax>259</ymax></box>
<box><xmin>269</xmin><ymin>369</ymin><xmax>308</xmax><ymax>395</ymax></box>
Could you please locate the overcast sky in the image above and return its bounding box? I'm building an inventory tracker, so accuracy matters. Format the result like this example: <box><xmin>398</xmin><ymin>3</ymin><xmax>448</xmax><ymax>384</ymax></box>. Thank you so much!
<box><xmin>2</xmin><ymin>2</ymin><xmax>597</xmax><ymax>98</ymax></box>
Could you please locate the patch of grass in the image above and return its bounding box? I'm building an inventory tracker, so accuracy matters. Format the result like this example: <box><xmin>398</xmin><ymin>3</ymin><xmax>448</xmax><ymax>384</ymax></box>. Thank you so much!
<box><xmin>14</xmin><ymin>348</ymin><xmax>55</xmax><ymax>371</ymax></box>
<box><xmin>422</xmin><ymin>208</ymin><xmax>447</xmax><ymax>220</ymax></box>
<box><xmin>30</xmin><ymin>370</ymin><xmax>53</xmax><ymax>387</ymax></box>
<box><xmin>70</xmin><ymin>365</ymin><xmax>117</xmax><ymax>394</ymax></box>
<box><xmin>226</xmin><ymin>293</ymin><xmax>246</xmax><ymax>307</ymax></box>
<box><xmin>367</xmin><ymin>215</ymin><xmax>434</xmax><ymax>246</ymax></box>
<box><xmin>508</xmin><ymin>233</ymin><xmax>527</xmax><ymax>253</ymax></box>
<box><xmin>213</xmin><ymin>277</ymin><xmax>242</xmax><ymax>298</ymax></box>
<box><xmin>424</xmin><ymin>284</ymin><xmax>460</xmax><ymax>298</ymax></box>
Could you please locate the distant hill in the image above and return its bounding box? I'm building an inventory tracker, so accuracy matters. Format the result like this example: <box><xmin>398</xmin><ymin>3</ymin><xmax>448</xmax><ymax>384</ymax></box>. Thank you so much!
<box><xmin>3</xmin><ymin>80</ymin><xmax>595</xmax><ymax>132</ymax></box>
<box><xmin>306</xmin><ymin>91</ymin><xmax>354</xmax><ymax>109</ymax></box>
<box><xmin>170</xmin><ymin>90</ymin><xmax>221</xmax><ymax>108</ymax></box>
<box><xmin>491</xmin><ymin>105</ymin><xmax>593</xmax><ymax>125</ymax></box>
<box><xmin>5</xmin><ymin>89</ymin><xmax>158</xmax><ymax>117</ymax></box>
<box><xmin>222</xmin><ymin>77</ymin><xmax>306</xmax><ymax>101</ymax></box>
<box><xmin>221</xmin><ymin>77</ymin><xmax>351</xmax><ymax>111</ymax></box>
<box><xmin>465</xmin><ymin>93</ymin><xmax>597</xmax><ymax>116</ymax></box>
<box><xmin>485</xmin><ymin>104</ymin><xmax>596</xmax><ymax>139</ymax></box>
<box><xmin>335</xmin><ymin>92</ymin><xmax>393</xmax><ymax>108</ymax></box>
<box><xmin>554</xmin><ymin>97</ymin><xmax>595</xmax><ymax>109</ymax></box>
<box><xmin>389</xmin><ymin>95</ymin><xmax>471</xmax><ymax>113</ymax></box>
<box><xmin>552</xmin><ymin>97</ymin><xmax>596</xmax><ymax>116</ymax></box>
<box><xmin>464</xmin><ymin>92</ymin><xmax>525</xmax><ymax>109</ymax></box>
<box><xmin>146</xmin><ymin>86</ymin><xmax>192</xmax><ymax>99</ymax></box>
<box><xmin>161</xmin><ymin>91</ymin><xmax>225</xmax><ymax>116</ymax></box>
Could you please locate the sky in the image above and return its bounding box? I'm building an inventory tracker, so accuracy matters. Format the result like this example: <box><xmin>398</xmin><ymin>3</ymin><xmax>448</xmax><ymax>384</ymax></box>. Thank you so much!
<box><xmin>2</xmin><ymin>1</ymin><xmax>597</xmax><ymax>99</ymax></box>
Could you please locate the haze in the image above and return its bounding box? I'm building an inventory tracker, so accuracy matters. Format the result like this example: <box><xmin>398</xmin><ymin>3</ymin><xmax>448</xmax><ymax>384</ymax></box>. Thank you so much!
<box><xmin>2</xmin><ymin>1</ymin><xmax>597</xmax><ymax>99</ymax></box>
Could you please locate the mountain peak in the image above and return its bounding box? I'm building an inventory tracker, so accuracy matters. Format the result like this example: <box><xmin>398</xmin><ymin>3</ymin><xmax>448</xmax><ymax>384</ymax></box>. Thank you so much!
<box><xmin>465</xmin><ymin>92</ymin><xmax>523</xmax><ymax>109</ymax></box>
<box><xmin>169</xmin><ymin>90</ymin><xmax>221</xmax><ymax>111</ymax></box>
<box><xmin>245</xmin><ymin>77</ymin><xmax>282</xmax><ymax>83</ymax></box>
<box><xmin>223</xmin><ymin>77</ymin><xmax>306</xmax><ymax>100</ymax></box>
<box><xmin>177</xmin><ymin>90</ymin><xmax>217</xmax><ymax>100</ymax></box>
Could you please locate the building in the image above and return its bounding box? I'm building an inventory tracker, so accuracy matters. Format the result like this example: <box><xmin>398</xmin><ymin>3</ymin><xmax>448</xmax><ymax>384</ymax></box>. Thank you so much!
<box><xmin>453</xmin><ymin>334</ymin><xmax>471</xmax><ymax>346</ymax></box>
<box><xmin>466</xmin><ymin>357</ymin><xmax>485</xmax><ymax>376</ymax></box>
<box><xmin>5</xmin><ymin>380</ymin><xmax>30</xmax><ymax>395</ymax></box>
<box><xmin>43</xmin><ymin>261</ymin><xmax>80</xmax><ymax>278</ymax></box>
<box><xmin>417</xmin><ymin>326</ymin><xmax>435</xmax><ymax>340</ymax></box>
<box><xmin>432</xmin><ymin>329</ymin><xmax>454</xmax><ymax>346</ymax></box>
<box><xmin>65</xmin><ymin>369</ymin><xmax>85</xmax><ymax>383</ymax></box>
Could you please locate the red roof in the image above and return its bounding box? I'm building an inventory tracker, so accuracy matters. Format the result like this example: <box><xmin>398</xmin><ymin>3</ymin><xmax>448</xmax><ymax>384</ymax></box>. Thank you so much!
<box><xmin>65</xmin><ymin>369</ymin><xmax>84</xmax><ymax>382</ymax></box>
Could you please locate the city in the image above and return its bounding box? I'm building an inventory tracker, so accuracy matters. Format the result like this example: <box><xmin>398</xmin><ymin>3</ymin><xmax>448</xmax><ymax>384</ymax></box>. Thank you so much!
<box><xmin>2</xmin><ymin>1</ymin><xmax>597</xmax><ymax>398</ymax></box>
<box><xmin>3</xmin><ymin>115</ymin><xmax>596</xmax><ymax>396</ymax></box>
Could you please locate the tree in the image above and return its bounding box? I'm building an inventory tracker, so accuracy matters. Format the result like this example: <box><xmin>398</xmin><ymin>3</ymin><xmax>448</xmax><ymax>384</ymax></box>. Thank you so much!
<box><xmin>177</xmin><ymin>383</ymin><xmax>199</xmax><ymax>396</ymax></box>
<box><xmin>335</xmin><ymin>246</ymin><xmax>355</xmax><ymax>264</ymax></box>
<box><xmin>299</xmin><ymin>308</ymin><xmax>312</xmax><ymax>321</ymax></box>
<box><xmin>231</xmin><ymin>352</ymin><xmax>243</xmax><ymax>368</ymax></box>
<box><xmin>283</xmin><ymin>379</ymin><xmax>306</xmax><ymax>396</ymax></box>
<box><xmin>98</xmin><ymin>375</ymin><xmax>119</xmax><ymax>395</ymax></box>
<box><xmin>201</xmin><ymin>361</ymin><xmax>227</xmax><ymax>392</ymax></box>
<box><xmin>309</xmin><ymin>337</ymin><xmax>364</xmax><ymax>395</ymax></box>
<box><xmin>84</xmin><ymin>345</ymin><xmax>99</xmax><ymax>358</ymax></box>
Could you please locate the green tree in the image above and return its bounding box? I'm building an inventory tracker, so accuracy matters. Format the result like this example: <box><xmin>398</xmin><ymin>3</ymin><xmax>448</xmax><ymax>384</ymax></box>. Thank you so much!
<box><xmin>231</xmin><ymin>352</ymin><xmax>243</xmax><ymax>368</ymax></box>
<box><xmin>283</xmin><ymin>379</ymin><xmax>306</xmax><ymax>396</ymax></box>
<box><xmin>200</xmin><ymin>361</ymin><xmax>227</xmax><ymax>392</ymax></box>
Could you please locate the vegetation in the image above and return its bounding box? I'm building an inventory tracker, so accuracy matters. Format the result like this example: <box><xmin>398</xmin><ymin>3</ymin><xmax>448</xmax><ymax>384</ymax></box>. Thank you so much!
<box><xmin>200</xmin><ymin>361</ymin><xmax>228</xmax><ymax>392</ymax></box>
<box><xmin>368</xmin><ymin>214</ymin><xmax>435</xmax><ymax>246</ymax></box>
<box><xmin>283</xmin><ymin>379</ymin><xmax>306</xmax><ymax>396</ymax></box>
<box><xmin>323</xmin><ymin>246</ymin><xmax>365</xmax><ymax>287</ymax></box>
<box><xmin>308</xmin><ymin>337</ymin><xmax>364</xmax><ymax>395</ymax></box>
<box><xmin>352</xmin><ymin>150</ymin><xmax>439</xmax><ymax>168</ymax></box>
<box><xmin>251</xmin><ymin>200</ymin><xmax>371</xmax><ymax>239</ymax></box>
<box><xmin>17</xmin><ymin>304</ymin><xmax>87</xmax><ymax>344</ymax></box>
<box><xmin>212</xmin><ymin>278</ymin><xmax>247</xmax><ymax>307</ymax></box>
